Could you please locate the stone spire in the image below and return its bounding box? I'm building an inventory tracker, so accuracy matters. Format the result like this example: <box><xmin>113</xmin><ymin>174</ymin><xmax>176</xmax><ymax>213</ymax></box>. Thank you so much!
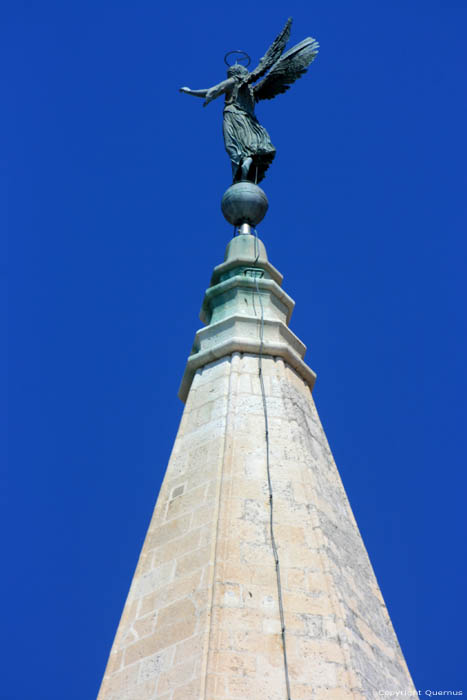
<box><xmin>97</xmin><ymin>211</ymin><xmax>415</xmax><ymax>698</ymax></box>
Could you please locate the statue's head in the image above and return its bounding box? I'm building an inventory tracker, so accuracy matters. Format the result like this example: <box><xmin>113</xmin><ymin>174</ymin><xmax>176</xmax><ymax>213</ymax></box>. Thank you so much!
<box><xmin>226</xmin><ymin>63</ymin><xmax>249</xmax><ymax>79</ymax></box>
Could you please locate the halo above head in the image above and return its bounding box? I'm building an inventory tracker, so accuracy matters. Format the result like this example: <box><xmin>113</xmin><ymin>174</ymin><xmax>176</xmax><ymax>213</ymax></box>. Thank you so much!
<box><xmin>224</xmin><ymin>50</ymin><xmax>251</xmax><ymax>68</ymax></box>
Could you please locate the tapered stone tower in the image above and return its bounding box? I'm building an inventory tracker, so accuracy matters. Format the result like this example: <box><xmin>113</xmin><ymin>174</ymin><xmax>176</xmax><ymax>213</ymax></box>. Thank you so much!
<box><xmin>98</xmin><ymin>212</ymin><xmax>416</xmax><ymax>698</ymax></box>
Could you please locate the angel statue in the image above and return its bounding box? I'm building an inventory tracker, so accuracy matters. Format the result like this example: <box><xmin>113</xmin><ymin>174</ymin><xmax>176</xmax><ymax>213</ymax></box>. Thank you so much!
<box><xmin>180</xmin><ymin>18</ymin><xmax>318</xmax><ymax>184</ymax></box>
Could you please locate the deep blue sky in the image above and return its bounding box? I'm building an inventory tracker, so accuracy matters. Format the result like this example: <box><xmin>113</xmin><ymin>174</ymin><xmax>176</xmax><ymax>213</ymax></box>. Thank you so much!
<box><xmin>3</xmin><ymin>1</ymin><xmax>466</xmax><ymax>698</ymax></box>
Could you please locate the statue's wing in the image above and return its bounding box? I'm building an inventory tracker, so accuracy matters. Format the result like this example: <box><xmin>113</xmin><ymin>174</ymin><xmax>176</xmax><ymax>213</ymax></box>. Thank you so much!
<box><xmin>247</xmin><ymin>18</ymin><xmax>292</xmax><ymax>84</ymax></box>
<box><xmin>254</xmin><ymin>37</ymin><xmax>319</xmax><ymax>101</ymax></box>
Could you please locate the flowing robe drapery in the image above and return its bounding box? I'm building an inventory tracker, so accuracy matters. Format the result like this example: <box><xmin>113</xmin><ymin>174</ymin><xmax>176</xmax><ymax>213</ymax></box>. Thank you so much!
<box><xmin>223</xmin><ymin>80</ymin><xmax>275</xmax><ymax>183</ymax></box>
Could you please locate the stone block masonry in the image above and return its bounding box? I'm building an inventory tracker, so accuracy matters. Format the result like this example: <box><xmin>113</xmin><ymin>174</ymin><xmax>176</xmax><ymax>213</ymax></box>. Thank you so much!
<box><xmin>98</xmin><ymin>351</ymin><xmax>415</xmax><ymax>699</ymax></box>
<box><xmin>98</xmin><ymin>231</ymin><xmax>415</xmax><ymax>699</ymax></box>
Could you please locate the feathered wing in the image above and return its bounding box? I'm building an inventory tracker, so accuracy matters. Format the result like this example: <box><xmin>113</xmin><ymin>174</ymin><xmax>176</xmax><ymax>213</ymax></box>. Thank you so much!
<box><xmin>254</xmin><ymin>37</ymin><xmax>319</xmax><ymax>101</ymax></box>
<box><xmin>246</xmin><ymin>18</ymin><xmax>292</xmax><ymax>85</ymax></box>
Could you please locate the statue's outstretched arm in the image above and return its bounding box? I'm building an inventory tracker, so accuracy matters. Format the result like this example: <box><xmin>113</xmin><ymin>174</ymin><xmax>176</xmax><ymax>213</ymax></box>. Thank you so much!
<box><xmin>179</xmin><ymin>87</ymin><xmax>209</xmax><ymax>97</ymax></box>
<box><xmin>180</xmin><ymin>78</ymin><xmax>235</xmax><ymax>107</ymax></box>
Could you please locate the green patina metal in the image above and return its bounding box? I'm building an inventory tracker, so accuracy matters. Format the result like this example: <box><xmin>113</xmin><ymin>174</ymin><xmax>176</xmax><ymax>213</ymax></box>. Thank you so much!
<box><xmin>180</xmin><ymin>18</ymin><xmax>319</xmax><ymax>185</ymax></box>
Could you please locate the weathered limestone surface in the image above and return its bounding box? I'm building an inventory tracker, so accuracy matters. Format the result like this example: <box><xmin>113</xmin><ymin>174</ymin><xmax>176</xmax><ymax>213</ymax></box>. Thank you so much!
<box><xmin>98</xmin><ymin>234</ymin><xmax>415</xmax><ymax>699</ymax></box>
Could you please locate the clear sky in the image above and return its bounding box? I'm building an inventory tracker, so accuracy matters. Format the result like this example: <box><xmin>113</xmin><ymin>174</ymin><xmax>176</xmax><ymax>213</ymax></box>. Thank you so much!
<box><xmin>3</xmin><ymin>0</ymin><xmax>467</xmax><ymax>698</ymax></box>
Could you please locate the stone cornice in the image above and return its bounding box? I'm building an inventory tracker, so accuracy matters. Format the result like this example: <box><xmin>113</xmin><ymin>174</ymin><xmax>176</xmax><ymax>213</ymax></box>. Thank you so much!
<box><xmin>200</xmin><ymin>274</ymin><xmax>295</xmax><ymax>326</ymax></box>
<box><xmin>178</xmin><ymin>315</ymin><xmax>316</xmax><ymax>402</ymax></box>
<box><xmin>210</xmin><ymin>256</ymin><xmax>283</xmax><ymax>287</ymax></box>
<box><xmin>179</xmin><ymin>233</ymin><xmax>316</xmax><ymax>403</ymax></box>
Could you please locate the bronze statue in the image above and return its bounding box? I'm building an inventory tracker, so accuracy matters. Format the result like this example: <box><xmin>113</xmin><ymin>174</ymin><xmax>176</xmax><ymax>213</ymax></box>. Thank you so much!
<box><xmin>180</xmin><ymin>18</ymin><xmax>319</xmax><ymax>184</ymax></box>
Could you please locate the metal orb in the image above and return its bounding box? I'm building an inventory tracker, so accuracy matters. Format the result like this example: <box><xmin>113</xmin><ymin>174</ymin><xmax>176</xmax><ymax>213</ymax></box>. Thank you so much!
<box><xmin>221</xmin><ymin>182</ymin><xmax>269</xmax><ymax>227</ymax></box>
